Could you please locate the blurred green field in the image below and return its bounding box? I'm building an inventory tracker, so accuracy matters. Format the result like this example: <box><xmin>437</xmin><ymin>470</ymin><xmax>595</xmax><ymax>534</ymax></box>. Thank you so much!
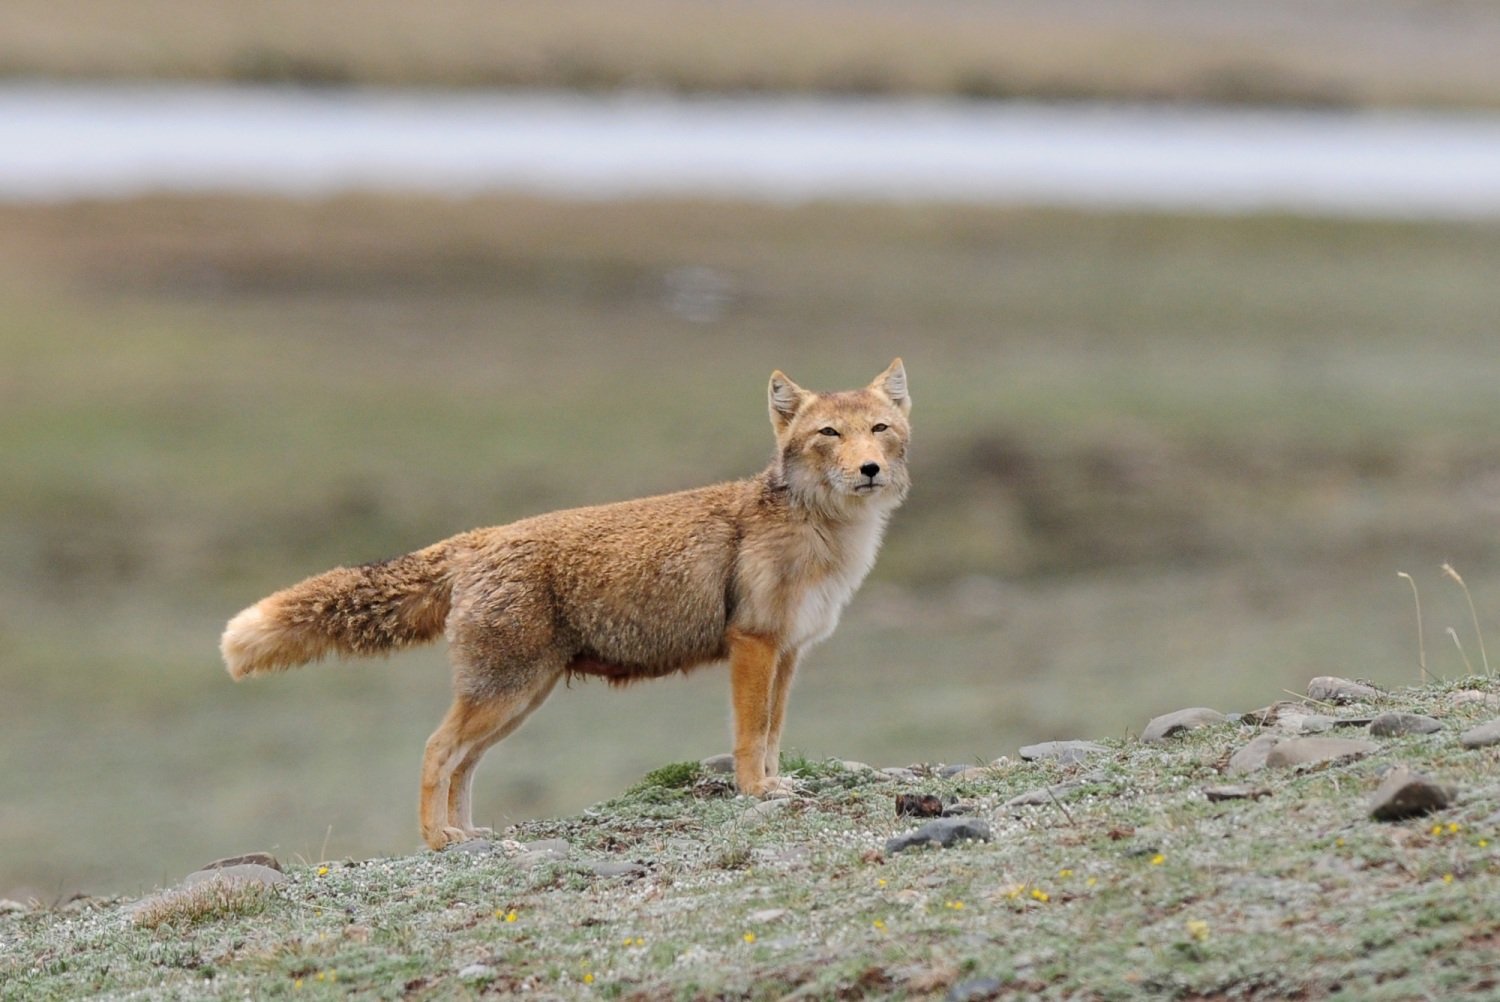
<box><xmin>4</xmin><ymin>196</ymin><xmax>1500</xmax><ymax>899</ymax></box>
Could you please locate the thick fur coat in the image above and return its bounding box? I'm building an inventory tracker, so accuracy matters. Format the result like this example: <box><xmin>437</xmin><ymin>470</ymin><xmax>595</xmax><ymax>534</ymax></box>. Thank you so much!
<box><xmin>222</xmin><ymin>360</ymin><xmax>911</xmax><ymax>848</ymax></box>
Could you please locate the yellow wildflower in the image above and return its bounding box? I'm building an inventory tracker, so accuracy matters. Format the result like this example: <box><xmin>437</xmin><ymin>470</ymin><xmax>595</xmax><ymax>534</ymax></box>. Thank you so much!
<box><xmin>1150</xmin><ymin>854</ymin><xmax>1165</xmax><ymax>866</ymax></box>
<box><xmin>1185</xmin><ymin>919</ymin><xmax>1209</xmax><ymax>942</ymax></box>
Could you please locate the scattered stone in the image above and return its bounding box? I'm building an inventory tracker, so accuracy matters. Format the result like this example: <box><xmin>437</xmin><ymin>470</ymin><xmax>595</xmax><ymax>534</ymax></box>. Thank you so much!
<box><xmin>885</xmin><ymin>817</ymin><xmax>993</xmax><ymax>854</ymax></box>
<box><xmin>1460</xmin><ymin>718</ymin><xmax>1500</xmax><ymax>749</ymax></box>
<box><xmin>937</xmin><ymin>763</ymin><xmax>971</xmax><ymax>779</ymax></box>
<box><xmin>1003</xmin><ymin>782</ymin><xmax>1083</xmax><ymax>808</ymax></box>
<box><xmin>1265</xmin><ymin>737</ymin><xmax>1378</xmax><ymax>769</ymax></box>
<box><xmin>1331</xmin><ymin>716</ymin><xmax>1377</xmax><ymax>728</ymax></box>
<box><xmin>509</xmin><ymin>839</ymin><xmax>570</xmax><ymax>869</ymax></box>
<box><xmin>948</xmin><ymin>977</ymin><xmax>1004</xmax><ymax>1001</ymax></box>
<box><xmin>447</xmin><ymin>839</ymin><xmax>496</xmax><ymax>856</ymax></box>
<box><xmin>1369</xmin><ymin>712</ymin><xmax>1443</xmax><ymax>737</ymax></box>
<box><xmin>1449</xmin><ymin>690</ymin><xmax>1500</xmax><ymax>710</ymax></box>
<box><xmin>1306</xmin><ymin>676</ymin><xmax>1383</xmax><ymax>705</ymax></box>
<box><xmin>458</xmin><ymin>963</ymin><xmax>496</xmax><ymax>981</ymax></box>
<box><xmin>742</xmin><ymin>798</ymin><xmax>796</xmax><ymax>821</ymax></box>
<box><xmin>1275</xmin><ymin>711</ymin><xmax>1334</xmax><ymax>735</ymax></box>
<box><xmin>201</xmin><ymin>852</ymin><xmax>282</xmax><ymax>873</ymax></box>
<box><xmin>1142</xmin><ymin>707</ymin><xmax>1227</xmax><ymax>743</ymax></box>
<box><xmin>700</xmin><ymin>753</ymin><xmax>736</xmax><ymax>774</ymax></box>
<box><xmin>1204</xmin><ymin>784</ymin><xmax>1271</xmax><ymax>802</ymax></box>
<box><xmin>1018</xmin><ymin>740</ymin><xmax>1108</xmax><ymax>765</ymax></box>
<box><xmin>950</xmin><ymin>766</ymin><xmax>999</xmax><ymax>782</ymax></box>
<box><xmin>0</xmin><ymin>899</ymin><xmax>29</xmax><ymax>914</ymax></box>
<box><xmin>747</xmin><ymin>908</ymin><xmax>789</xmax><ymax>925</ymax></box>
<box><xmin>523</xmin><ymin>838</ymin><xmax>570</xmax><ymax>857</ymax></box>
<box><xmin>1244</xmin><ymin>701</ymin><xmax>1299</xmax><ymax>727</ymax></box>
<box><xmin>1226</xmin><ymin>734</ymin><xmax>1281</xmax><ymax>775</ymax></box>
<box><xmin>880</xmin><ymin>767</ymin><xmax>920</xmax><ymax>782</ymax></box>
<box><xmin>1369</xmin><ymin>767</ymin><xmax>1455</xmax><ymax>821</ymax></box>
<box><xmin>896</xmin><ymin>793</ymin><xmax>946</xmax><ymax>818</ymax></box>
<box><xmin>182</xmin><ymin>863</ymin><xmax>286</xmax><ymax>889</ymax></box>
<box><xmin>582</xmin><ymin>860</ymin><xmax>647</xmax><ymax>879</ymax></box>
<box><xmin>840</xmin><ymin>760</ymin><xmax>874</xmax><ymax>773</ymax></box>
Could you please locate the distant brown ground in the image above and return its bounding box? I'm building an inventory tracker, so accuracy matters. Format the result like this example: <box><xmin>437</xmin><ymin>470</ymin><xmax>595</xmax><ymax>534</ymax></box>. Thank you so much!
<box><xmin>2</xmin><ymin>0</ymin><xmax>1499</xmax><ymax>108</ymax></box>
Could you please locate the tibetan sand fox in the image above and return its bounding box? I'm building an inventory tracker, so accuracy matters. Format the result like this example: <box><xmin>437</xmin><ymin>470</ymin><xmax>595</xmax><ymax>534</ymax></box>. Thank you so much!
<box><xmin>221</xmin><ymin>360</ymin><xmax>911</xmax><ymax>849</ymax></box>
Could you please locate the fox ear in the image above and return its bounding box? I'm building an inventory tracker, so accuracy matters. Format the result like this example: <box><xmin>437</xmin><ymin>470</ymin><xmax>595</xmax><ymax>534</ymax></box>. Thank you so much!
<box><xmin>872</xmin><ymin>358</ymin><xmax>909</xmax><ymax>413</ymax></box>
<box><xmin>768</xmin><ymin>370</ymin><xmax>807</xmax><ymax>429</ymax></box>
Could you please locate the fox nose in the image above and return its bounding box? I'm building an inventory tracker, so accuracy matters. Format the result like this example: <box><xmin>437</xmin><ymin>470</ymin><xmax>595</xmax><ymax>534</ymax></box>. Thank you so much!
<box><xmin>860</xmin><ymin>462</ymin><xmax>881</xmax><ymax>478</ymax></box>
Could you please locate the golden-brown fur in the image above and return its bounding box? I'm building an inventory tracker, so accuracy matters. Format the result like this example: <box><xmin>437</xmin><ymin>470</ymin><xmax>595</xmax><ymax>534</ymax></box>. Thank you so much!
<box><xmin>222</xmin><ymin>360</ymin><xmax>911</xmax><ymax>849</ymax></box>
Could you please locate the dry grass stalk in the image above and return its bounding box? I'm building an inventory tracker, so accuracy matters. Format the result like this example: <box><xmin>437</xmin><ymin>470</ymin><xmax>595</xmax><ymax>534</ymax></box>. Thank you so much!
<box><xmin>1442</xmin><ymin>563</ymin><xmax>1490</xmax><ymax>677</ymax></box>
<box><xmin>1397</xmin><ymin>572</ymin><xmax>1428</xmax><ymax>682</ymax></box>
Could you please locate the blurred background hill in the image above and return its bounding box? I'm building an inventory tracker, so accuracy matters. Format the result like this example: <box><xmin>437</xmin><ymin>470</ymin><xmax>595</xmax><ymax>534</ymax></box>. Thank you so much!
<box><xmin>3</xmin><ymin>2</ymin><xmax>1500</xmax><ymax>900</ymax></box>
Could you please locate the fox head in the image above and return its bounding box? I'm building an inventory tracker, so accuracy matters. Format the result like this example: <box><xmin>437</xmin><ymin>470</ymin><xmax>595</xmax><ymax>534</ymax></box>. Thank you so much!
<box><xmin>768</xmin><ymin>359</ymin><xmax>911</xmax><ymax>515</ymax></box>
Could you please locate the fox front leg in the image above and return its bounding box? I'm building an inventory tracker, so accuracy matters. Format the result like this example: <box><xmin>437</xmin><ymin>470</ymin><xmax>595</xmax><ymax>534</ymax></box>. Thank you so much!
<box><xmin>728</xmin><ymin>630</ymin><xmax>797</xmax><ymax>798</ymax></box>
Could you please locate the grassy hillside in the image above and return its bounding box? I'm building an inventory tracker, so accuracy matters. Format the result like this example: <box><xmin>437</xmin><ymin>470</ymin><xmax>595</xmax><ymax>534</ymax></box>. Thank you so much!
<box><xmin>4</xmin><ymin>197</ymin><xmax>1500</xmax><ymax>900</ymax></box>
<box><xmin>2</xmin><ymin>0</ymin><xmax>1500</xmax><ymax>109</ymax></box>
<box><xmin>4</xmin><ymin>677</ymin><xmax>1498</xmax><ymax>1000</ymax></box>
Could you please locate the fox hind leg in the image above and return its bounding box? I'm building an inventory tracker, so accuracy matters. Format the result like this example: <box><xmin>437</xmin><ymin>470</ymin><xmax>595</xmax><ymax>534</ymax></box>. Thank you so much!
<box><xmin>445</xmin><ymin>675</ymin><xmax>560</xmax><ymax>837</ymax></box>
<box><xmin>420</xmin><ymin>674</ymin><xmax>559</xmax><ymax>849</ymax></box>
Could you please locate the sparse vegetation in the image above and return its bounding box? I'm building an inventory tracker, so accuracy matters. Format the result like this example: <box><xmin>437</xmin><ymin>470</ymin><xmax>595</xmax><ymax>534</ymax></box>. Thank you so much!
<box><xmin>128</xmin><ymin>876</ymin><xmax>274</xmax><ymax>931</ymax></box>
<box><xmin>5</xmin><ymin>196</ymin><xmax>1500</xmax><ymax>901</ymax></box>
<box><xmin>5</xmin><ymin>679</ymin><xmax>1499</xmax><ymax>999</ymax></box>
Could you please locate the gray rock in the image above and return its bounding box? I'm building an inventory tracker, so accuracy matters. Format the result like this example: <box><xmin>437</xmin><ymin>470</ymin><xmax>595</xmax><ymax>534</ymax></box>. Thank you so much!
<box><xmin>1142</xmin><ymin>707</ymin><xmax>1227</xmax><ymax>743</ymax></box>
<box><xmin>182</xmin><ymin>863</ymin><xmax>286</xmax><ymax>888</ymax></box>
<box><xmin>950</xmin><ymin>766</ymin><xmax>1000</xmax><ymax>782</ymax></box>
<box><xmin>700</xmin><ymin>753</ymin><xmax>736</xmax><ymax>774</ymax></box>
<box><xmin>1204</xmin><ymin>784</ymin><xmax>1271</xmax><ymax>802</ymax></box>
<box><xmin>447</xmin><ymin>839</ymin><xmax>496</xmax><ymax>856</ymax></box>
<box><xmin>885</xmin><ymin>817</ymin><xmax>993</xmax><ymax>854</ymax></box>
<box><xmin>201</xmin><ymin>852</ymin><xmax>282</xmax><ymax>872</ymax></box>
<box><xmin>880</xmin><ymin>767</ymin><xmax>920</xmax><ymax>782</ymax></box>
<box><xmin>458</xmin><ymin>963</ymin><xmax>496</xmax><ymax>981</ymax></box>
<box><xmin>1369</xmin><ymin>767</ymin><xmax>1455</xmax><ymax>821</ymax></box>
<box><xmin>1018</xmin><ymin>740</ymin><xmax>1108</xmax><ymax>765</ymax></box>
<box><xmin>938</xmin><ymin>763</ymin><xmax>972</xmax><ymax>778</ymax></box>
<box><xmin>742</xmin><ymin>797</ymin><xmax>795</xmax><ymax>821</ymax></box>
<box><xmin>839</xmin><ymin>760</ymin><xmax>874</xmax><ymax>773</ymax></box>
<box><xmin>747</xmin><ymin>907</ymin><xmax>789</xmax><ymax>925</ymax></box>
<box><xmin>583</xmin><ymin>860</ymin><xmax>647</xmax><ymax>879</ymax></box>
<box><xmin>1369</xmin><ymin>712</ymin><xmax>1443</xmax><ymax>737</ymax></box>
<box><xmin>1460</xmin><ymin>718</ymin><xmax>1500</xmax><ymax>748</ymax></box>
<box><xmin>1265</xmin><ymin>737</ymin><xmax>1377</xmax><ymax>769</ymax></box>
<box><xmin>1227</xmin><ymin>734</ymin><xmax>1281</xmax><ymax>775</ymax></box>
<box><xmin>1449</xmin><ymin>690</ymin><xmax>1500</xmax><ymax>710</ymax></box>
<box><xmin>949</xmin><ymin>977</ymin><xmax>1004</xmax><ymax>1001</ymax></box>
<box><xmin>1003</xmin><ymin>782</ymin><xmax>1083</xmax><ymax>808</ymax></box>
<box><xmin>0</xmin><ymin>899</ymin><xmax>29</xmax><ymax>914</ymax></box>
<box><xmin>1306</xmin><ymin>676</ymin><xmax>1383</xmax><ymax>705</ymax></box>
<box><xmin>1275</xmin><ymin>711</ymin><xmax>1334</xmax><ymax>735</ymax></box>
<box><xmin>510</xmin><ymin>839</ymin><xmax>570</xmax><ymax>868</ymax></box>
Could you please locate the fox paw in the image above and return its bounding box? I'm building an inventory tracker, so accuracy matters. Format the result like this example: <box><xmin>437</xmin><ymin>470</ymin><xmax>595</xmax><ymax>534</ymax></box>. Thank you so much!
<box><xmin>429</xmin><ymin>826</ymin><xmax>475</xmax><ymax>849</ymax></box>
<box><xmin>753</xmin><ymin>776</ymin><xmax>800</xmax><ymax>799</ymax></box>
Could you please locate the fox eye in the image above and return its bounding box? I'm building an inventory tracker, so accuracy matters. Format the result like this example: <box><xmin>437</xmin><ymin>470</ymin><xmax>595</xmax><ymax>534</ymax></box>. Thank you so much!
<box><xmin>817</xmin><ymin>427</ymin><xmax>840</xmax><ymax>437</ymax></box>
<box><xmin>872</xmin><ymin>423</ymin><xmax>889</xmax><ymax>433</ymax></box>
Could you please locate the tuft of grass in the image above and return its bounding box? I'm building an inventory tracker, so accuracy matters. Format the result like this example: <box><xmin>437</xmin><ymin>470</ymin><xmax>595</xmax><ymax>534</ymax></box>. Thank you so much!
<box><xmin>1397</xmin><ymin>571</ymin><xmax>1429</xmax><ymax>683</ymax></box>
<box><xmin>129</xmin><ymin>876</ymin><xmax>274</xmax><ymax>929</ymax></box>
<box><xmin>630</xmin><ymin>760</ymin><xmax>703</xmax><ymax>793</ymax></box>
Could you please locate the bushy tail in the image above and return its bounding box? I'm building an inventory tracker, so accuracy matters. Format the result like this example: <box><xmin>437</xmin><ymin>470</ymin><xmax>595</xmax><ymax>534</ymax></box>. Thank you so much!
<box><xmin>221</xmin><ymin>542</ymin><xmax>454</xmax><ymax>680</ymax></box>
